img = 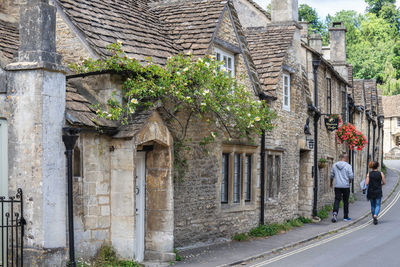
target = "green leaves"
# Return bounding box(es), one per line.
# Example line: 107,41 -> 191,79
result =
70,43 -> 276,139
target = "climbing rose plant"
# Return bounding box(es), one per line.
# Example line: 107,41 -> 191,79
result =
70,43 -> 277,179
336,123 -> 367,151
69,43 -> 276,140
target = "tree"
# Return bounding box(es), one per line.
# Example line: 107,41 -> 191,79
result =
378,3 -> 400,31
378,62 -> 400,95
365,0 -> 396,15
298,4 -> 328,43
347,13 -> 397,83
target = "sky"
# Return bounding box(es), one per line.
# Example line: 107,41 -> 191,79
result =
253,0 -> 400,20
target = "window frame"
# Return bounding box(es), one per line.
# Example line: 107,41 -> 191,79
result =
221,145 -> 256,206
215,47 -> 235,77
282,73 -> 291,111
265,150 -> 283,201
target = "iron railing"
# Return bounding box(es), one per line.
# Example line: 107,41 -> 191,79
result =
1,189 -> 25,267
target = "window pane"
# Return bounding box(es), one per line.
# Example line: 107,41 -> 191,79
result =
284,86 -> 288,96
274,155 -> 281,198
284,96 -> 288,106
245,155 -> 251,201
267,155 -> 273,199
284,76 -> 289,86
223,55 -> 227,66
397,118 -> 400,127
233,154 -> 241,203
228,57 -> 232,69
221,153 -> 229,203
216,52 -> 221,61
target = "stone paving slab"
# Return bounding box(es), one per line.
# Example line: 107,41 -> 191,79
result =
172,164 -> 399,267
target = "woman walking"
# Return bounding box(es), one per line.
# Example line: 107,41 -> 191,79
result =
366,161 -> 386,225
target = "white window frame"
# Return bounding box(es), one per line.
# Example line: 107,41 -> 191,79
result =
282,73 -> 291,111
215,47 -> 235,77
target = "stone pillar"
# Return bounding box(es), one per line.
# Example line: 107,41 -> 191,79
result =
6,0 -> 67,265
309,34 -> 322,54
271,0 -> 298,23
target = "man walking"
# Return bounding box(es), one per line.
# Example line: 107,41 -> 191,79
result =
330,154 -> 354,222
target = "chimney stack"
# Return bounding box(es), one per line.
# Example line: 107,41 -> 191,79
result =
299,21 -> 309,43
18,0 -> 61,64
329,22 -> 346,64
271,0 -> 298,23
309,34 -> 322,54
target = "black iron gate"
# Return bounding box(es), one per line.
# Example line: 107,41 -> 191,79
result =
1,189 -> 25,267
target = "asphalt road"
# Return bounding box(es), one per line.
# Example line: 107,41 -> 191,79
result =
247,160 -> 400,267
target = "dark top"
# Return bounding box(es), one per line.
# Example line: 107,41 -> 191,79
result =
367,171 -> 383,200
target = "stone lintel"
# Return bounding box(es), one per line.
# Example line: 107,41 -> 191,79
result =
6,61 -> 68,74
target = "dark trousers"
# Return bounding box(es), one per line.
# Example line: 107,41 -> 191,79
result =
333,187 -> 350,219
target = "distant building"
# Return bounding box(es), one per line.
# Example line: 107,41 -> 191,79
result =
383,94 -> 400,160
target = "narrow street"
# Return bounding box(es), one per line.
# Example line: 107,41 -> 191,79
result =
245,161 -> 400,267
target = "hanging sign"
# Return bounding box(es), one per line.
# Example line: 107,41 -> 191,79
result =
325,116 -> 339,131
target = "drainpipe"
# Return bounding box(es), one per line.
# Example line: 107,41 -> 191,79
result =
372,120 -> 377,161
312,58 -> 321,218
260,130 -> 265,225
348,98 -> 355,193
381,127 -> 384,167
366,112 -> 371,174
62,127 -> 80,267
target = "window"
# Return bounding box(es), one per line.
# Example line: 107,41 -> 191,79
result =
397,118 -> 400,128
327,78 -> 332,114
215,47 -> 235,77
221,146 -> 255,205
73,146 -> 81,178
221,153 -> 229,203
266,151 -> 282,200
341,90 -> 347,123
396,136 -> 400,146
244,155 -> 252,202
283,74 -> 290,111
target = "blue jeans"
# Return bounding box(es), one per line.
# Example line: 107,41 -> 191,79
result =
370,198 -> 382,217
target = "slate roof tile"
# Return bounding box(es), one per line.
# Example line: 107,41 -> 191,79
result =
0,19 -> 19,62
56,0 -> 180,64
245,25 -> 296,93
383,95 -> 400,118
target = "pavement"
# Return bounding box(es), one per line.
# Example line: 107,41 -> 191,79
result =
167,161 -> 400,267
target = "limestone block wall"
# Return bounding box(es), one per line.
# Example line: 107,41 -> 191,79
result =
232,0 -> 270,29
264,51 -> 310,221
73,133 -> 113,258
55,9 -> 95,66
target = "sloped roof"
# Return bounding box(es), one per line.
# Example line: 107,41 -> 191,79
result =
151,0 -> 227,56
383,94 -> 400,118
66,80 -> 118,128
0,18 -> 19,62
245,25 -> 296,92
55,0 -> 179,65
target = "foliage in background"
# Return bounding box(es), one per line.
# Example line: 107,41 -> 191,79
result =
298,0 -> 400,95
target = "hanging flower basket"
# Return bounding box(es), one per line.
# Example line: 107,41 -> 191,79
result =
336,123 -> 367,151
318,158 -> 327,168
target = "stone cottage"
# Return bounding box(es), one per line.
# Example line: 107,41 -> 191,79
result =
383,94 -> 400,160
0,0 -> 385,265
0,0 -> 267,264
